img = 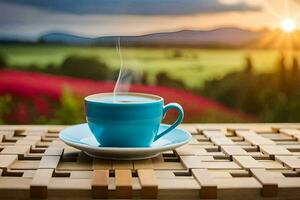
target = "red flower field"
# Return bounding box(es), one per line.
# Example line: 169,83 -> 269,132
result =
0,69 -> 253,123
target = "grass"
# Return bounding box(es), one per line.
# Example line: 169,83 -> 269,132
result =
1,44 -> 299,88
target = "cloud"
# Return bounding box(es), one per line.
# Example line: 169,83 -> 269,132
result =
0,0 -> 260,15
0,1 -> 269,39
0,2 -> 192,38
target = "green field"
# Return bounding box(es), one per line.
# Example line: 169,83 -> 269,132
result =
0,44 -> 299,88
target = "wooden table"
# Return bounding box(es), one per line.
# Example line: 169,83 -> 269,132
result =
1,123 -> 300,199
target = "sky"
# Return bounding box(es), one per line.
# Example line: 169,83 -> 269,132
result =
0,0 -> 299,39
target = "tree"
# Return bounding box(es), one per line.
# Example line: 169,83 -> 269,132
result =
60,55 -> 110,80
277,53 -> 288,94
171,49 -> 183,58
0,53 -> 7,69
244,55 -> 253,74
0,95 -> 12,124
156,72 -> 185,89
292,56 -> 299,75
289,56 -> 300,93
54,87 -> 84,124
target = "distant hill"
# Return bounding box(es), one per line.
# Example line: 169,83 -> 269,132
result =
35,27 -> 266,47
39,33 -> 94,45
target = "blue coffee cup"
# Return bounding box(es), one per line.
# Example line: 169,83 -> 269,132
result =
85,92 -> 184,147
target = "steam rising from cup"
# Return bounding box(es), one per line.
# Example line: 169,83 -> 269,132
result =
113,38 -> 132,102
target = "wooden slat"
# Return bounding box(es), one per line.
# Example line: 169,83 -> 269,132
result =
189,137 -> 200,145
250,168 -> 278,197
179,124 -> 199,134
30,169 -> 53,198
235,130 -> 257,137
22,170 -> 36,178
115,169 -> 132,199
192,169 -> 217,199
15,135 -> 41,145
91,169 -> 109,199
0,145 -> 31,156
249,126 -> 273,132
44,147 -> 64,156
152,154 -> 184,170
10,160 -> 40,170
38,156 -> 60,169
215,177 -> 261,189
113,160 -> 133,169
175,145 -> 207,156
280,128 -> 300,137
198,162 -> 241,169
259,160 -> 286,170
233,156 -> 264,169
236,130 -> 275,145
202,130 -> 224,138
180,156 -> 241,169
93,158 -> 111,170
25,129 -> 48,136
138,169 -> 158,199
245,135 -> 275,146
0,155 -> 18,169
69,171 -> 91,179
0,130 -> 14,140
221,145 -> 248,156
259,145 -> 292,156
134,159 -> 153,169
180,156 -> 202,169
260,133 -> 293,141
210,137 -> 235,145
275,156 -> 300,169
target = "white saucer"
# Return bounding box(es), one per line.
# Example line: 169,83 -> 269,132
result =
59,123 -> 191,160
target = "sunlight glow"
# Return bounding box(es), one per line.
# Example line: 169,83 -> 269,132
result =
281,19 -> 296,32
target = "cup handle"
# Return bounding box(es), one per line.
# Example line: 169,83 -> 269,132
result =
154,103 -> 184,141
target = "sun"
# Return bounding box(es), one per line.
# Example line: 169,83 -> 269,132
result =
281,19 -> 296,33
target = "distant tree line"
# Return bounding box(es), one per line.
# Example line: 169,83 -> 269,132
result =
201,54 -> 300,122
0,52 -> 186,89
16,55 -> 118,81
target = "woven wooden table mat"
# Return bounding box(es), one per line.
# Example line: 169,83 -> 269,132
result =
1,124 -> 300,199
